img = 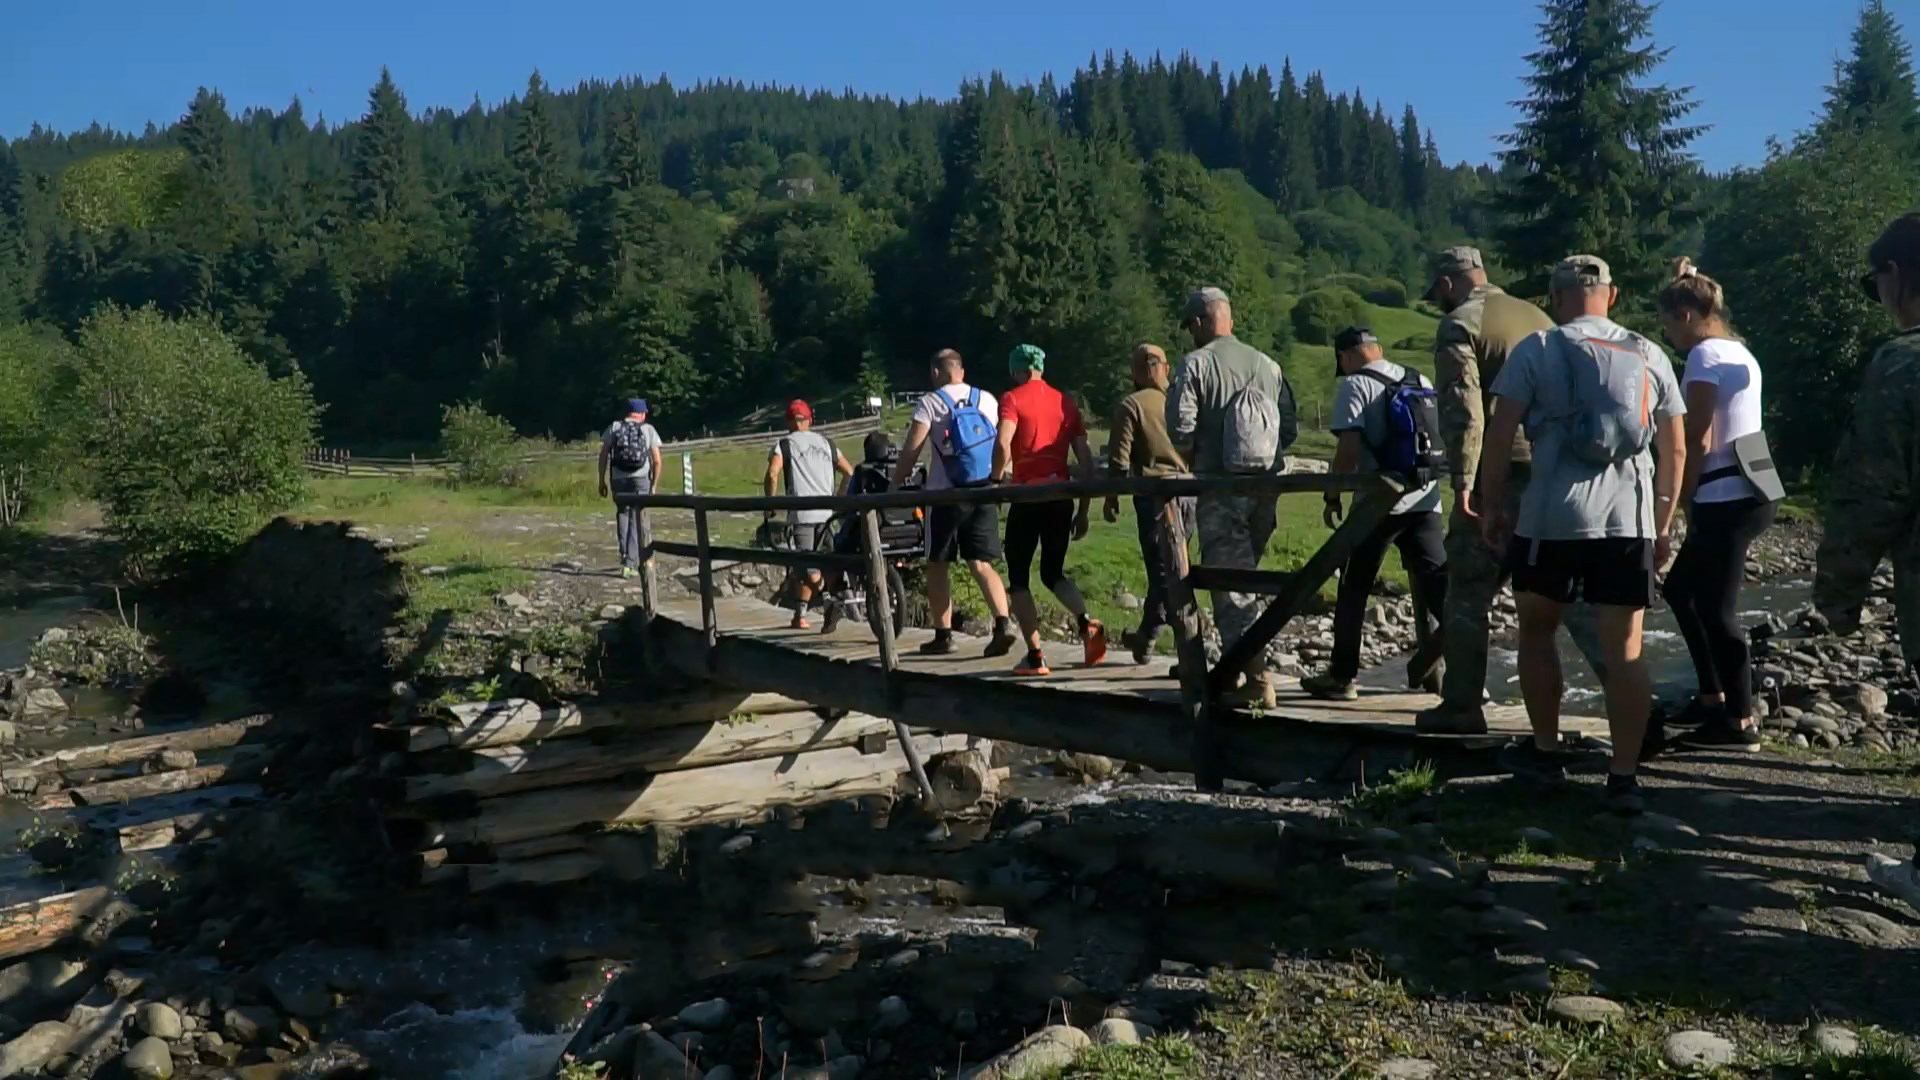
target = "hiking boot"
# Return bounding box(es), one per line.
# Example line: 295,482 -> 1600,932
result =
1225,673 -> 1278,710
1081,619 -> 1108,666
1120,627 -> 1156,665
1669,698 -> 1727,728
1866,853 -> 1920,909
984,629 -> 1020,658
1676,719 -> 1762,752
1604,772 -> 1646,816
918,632 -> 957,656
620,566 -> 638,580
1300,673 -> 1359,702
1013,650 -> 1051,677
820,602 -> 844,636
1415,704 -> 1488,735
1499,739 -> 1573,783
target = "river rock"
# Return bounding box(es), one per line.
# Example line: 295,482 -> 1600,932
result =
960,1025 -> 1091,1079
678,998 -> 733,1031
1091,1018 -> 1153,1045
497,592 -> 534,614
137,1001 -> 184,1039
1663,1030 -> 1736,1069
0,1021 -> 76,1075
123,1035 -> 175,1079
19,688 -> 67,722
704,1068 -> 736,1080
873,995 -> 909,1031
0,721 -> 15,747
1547,996 -> 1623,1026
1823,908 -> 1911,946
1849,684 -> 1890,718
261,964 -> 331,1018
154,749 -> 197,772
1477,905 -> 1548,937
1809,1023 -> 1860,1057
223,1005 -> 281,1044
1376,1059 -> 1438,1079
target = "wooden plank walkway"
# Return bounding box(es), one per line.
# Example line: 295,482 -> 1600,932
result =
646,592 -> 1605,786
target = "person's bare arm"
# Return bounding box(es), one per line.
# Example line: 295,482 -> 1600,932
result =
993,412 -> 1017,483
1478,397 -> 1524,550
763,451 -> 782,520
649,443 -> 663,489
1071,432 -> 1094,536
597,440 -> 611,497
835,450 -> 855,480
1679,381 -> 1716,507
1325,431 -> 1364,527
894,421 -> 929,489
1653,413 -> 1686,568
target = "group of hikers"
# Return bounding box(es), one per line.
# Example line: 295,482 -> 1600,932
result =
599,211 -> 1920,897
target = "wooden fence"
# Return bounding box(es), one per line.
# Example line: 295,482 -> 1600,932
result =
303,415 -> 886,480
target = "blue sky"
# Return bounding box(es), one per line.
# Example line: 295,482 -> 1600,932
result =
6,0 -> 1914,171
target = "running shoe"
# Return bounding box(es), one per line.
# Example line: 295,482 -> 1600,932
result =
1604,772 -> 1646,816
1300,673 -> 1359,701
1014,650 -> 1051,677
1119,628 -> 1153,665
984,629 -> 1019,658
789,611 -> 811,631
1414,704 -> 1488,735
821,602 -> 844,636
1668,698 -> 1727,728
918,632 -> 957,656
1676,720 -> 1763,751
1499,739 -> 1574,783
1082,619 -> 1109,666
620,566 -> 638,580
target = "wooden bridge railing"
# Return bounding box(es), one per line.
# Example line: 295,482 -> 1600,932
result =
617,471 -> 1404,791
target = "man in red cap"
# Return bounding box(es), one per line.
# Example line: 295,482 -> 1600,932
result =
766,399 -> 853,629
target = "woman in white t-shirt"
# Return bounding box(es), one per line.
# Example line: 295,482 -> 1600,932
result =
1653,259 -> 1776,749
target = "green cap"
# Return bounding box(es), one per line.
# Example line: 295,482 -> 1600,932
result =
1008,343 -> 1046,374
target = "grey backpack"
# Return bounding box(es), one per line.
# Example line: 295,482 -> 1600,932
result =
1551,328 -> 1655,467
1222,385 -> 1282,473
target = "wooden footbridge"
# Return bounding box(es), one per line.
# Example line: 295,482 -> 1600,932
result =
621,474 -> 1604,793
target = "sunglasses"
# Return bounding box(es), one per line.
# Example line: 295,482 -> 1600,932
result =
1862,265 -> 1888,302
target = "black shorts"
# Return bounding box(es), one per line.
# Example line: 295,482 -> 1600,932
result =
929,501 -> 1002,563
1506,536 -> 1656,608
1004,499 -> 1075,592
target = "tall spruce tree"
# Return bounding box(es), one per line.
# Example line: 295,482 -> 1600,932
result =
1493,0 -> 1703,292
350,68 -> 423,223
1272,61 -> 1318,209
1820,0 -> 1920,140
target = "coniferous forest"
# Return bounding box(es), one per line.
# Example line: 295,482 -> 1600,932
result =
0,53 -> 1494,443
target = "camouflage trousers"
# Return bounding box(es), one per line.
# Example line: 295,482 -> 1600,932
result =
1197,492 -> 1277,664
1439,480 -> 1607,710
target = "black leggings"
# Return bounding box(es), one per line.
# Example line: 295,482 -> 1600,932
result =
1005,500 -> 1074,593
1661,497 -> 1777,718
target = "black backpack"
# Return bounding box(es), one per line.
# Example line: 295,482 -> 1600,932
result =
610,421 -> 653,472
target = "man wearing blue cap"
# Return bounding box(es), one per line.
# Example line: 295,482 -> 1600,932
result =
598,398 -> 662,579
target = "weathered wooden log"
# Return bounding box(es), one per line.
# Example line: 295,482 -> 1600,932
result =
0,886 -> 114,961
926,749 -> 1001,815
424,735 -> 971,848
402,713 -> 901,802
14,715 -> 272,776
116,811 -> 225,852
80,784 -> 262,832
44,758 -> 263,810
383,690 -> 816,753
470,852 -> 606,893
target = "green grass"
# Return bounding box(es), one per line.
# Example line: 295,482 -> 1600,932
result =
1350,761 -> 1439,816
1028,1038 -> 1202,1080
1284,300 -> 1443,425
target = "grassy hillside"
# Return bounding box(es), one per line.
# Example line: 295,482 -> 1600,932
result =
1283,300 -> 1442,429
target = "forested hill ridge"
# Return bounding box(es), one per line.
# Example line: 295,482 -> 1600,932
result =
0,53 -> 1495,442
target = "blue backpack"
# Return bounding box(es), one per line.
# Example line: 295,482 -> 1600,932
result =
936,387 -> 995,486
1354,368 -> 1446,481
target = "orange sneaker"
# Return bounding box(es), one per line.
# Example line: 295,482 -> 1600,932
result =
789,612 -> 811,631
1013,650 -> 1051,677
1081,619 -> 1108,666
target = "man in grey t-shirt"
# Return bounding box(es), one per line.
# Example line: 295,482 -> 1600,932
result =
765,399 -> 853,630
1303,327 -> 1448,701
1480,255 -> 1686,814
598,398 -> 662,578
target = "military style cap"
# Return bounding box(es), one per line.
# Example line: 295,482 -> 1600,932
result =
1422,246 -> 1484,300
1333,326 -> 1379,352
1550,254 -> 1612,290
1431,246 -> 1483,275
1183,286 -> 1230,320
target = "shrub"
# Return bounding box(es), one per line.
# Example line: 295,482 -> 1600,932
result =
1321,273 -> 1409,308
441,402 -> 523,487
1290,287 -> 1369,346
72,307 -> 315,578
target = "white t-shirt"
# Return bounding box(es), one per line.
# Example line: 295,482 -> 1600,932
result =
1682,338 -> 1764,504
910,383 -> 999,491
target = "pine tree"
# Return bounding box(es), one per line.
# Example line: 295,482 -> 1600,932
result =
1272,61 -> 1318,209
0,146 -> 28,321
350,68 -> 423,223
1399,105 -> 1429,215
1493,0 -> 1703,292
603,99 -> 659,190
1820,0 -> 1920,140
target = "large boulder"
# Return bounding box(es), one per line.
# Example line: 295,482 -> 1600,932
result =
18,687 -> 68,722
123,1035 -> 176,1079
0,1020 -> 76,1075
960,1025 -> 1090,1079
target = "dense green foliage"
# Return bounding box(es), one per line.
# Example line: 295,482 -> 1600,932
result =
440,402 -> 523,487
0,55 -> 1493,444
70,307 -> 315,574
0,325 -> 74,525
1291,287 -> 1369,346
1492,0 -> 1703,294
